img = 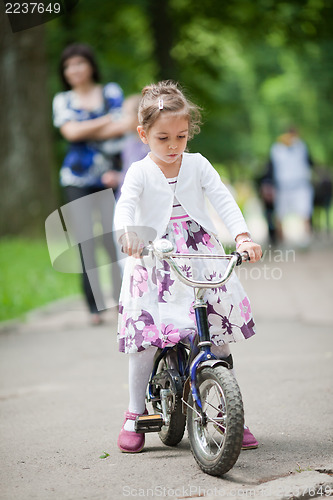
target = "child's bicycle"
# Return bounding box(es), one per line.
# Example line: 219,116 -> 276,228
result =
135,239 -> 249,477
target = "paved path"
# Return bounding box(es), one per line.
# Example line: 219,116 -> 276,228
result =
1,240 -> 333,500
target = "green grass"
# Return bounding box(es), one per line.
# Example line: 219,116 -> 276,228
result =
0,237 -> 80,322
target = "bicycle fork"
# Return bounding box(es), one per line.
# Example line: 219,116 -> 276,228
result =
184,292 -> 215,423
185,289 -> 232,425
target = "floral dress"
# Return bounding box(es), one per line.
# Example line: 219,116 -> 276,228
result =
118,177 -> 255,354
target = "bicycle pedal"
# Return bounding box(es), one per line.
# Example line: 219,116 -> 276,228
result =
134,414 -> 164,433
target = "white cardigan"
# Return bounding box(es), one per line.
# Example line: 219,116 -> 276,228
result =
114,152 -> 249,241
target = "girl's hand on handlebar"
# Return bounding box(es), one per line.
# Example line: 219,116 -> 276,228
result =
119,232 -> 145,258
237,241 -> 262,263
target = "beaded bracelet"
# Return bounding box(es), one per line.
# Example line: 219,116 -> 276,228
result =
236,238 -> 253,249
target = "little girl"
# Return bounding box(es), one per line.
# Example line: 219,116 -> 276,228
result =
114,81 -> 262,454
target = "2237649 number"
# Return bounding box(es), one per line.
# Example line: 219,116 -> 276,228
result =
5,2 -> 61,14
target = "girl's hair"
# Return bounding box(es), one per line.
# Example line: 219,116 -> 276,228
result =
138,80 -> 201,139
59,43 -> 101,90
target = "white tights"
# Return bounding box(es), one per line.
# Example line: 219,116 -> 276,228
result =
124,343 -> 236,432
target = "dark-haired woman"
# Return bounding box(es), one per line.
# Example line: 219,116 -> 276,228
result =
53,43 -> 132,325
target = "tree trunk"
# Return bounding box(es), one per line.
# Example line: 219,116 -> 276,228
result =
0,12 -> 56,236
146,0 -> 178,81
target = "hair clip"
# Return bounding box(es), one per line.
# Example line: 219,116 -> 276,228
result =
158,99 -> 164,110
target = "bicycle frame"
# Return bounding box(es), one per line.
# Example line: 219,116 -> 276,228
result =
146,239 -> 245,423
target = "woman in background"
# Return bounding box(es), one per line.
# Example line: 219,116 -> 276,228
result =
53,43 -> 133,325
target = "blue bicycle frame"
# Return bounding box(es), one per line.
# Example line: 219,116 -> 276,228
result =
146,239 -> 244,419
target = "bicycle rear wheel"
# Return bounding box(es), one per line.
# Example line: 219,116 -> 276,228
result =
151,352 -> 186,446
152,391 -> 186,446
187,366 -> 244,476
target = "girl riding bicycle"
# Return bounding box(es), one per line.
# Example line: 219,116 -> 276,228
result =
114,80 -> 262,454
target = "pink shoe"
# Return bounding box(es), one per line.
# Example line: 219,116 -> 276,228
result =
242,426 -> 259,450
117,409 -> 148,453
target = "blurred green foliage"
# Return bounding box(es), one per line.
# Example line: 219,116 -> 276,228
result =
0,238 -> 80,322
46,0 -> 333,181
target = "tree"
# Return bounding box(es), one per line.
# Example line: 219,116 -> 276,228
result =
0,11 -> 56,236
145,0 -> 178,81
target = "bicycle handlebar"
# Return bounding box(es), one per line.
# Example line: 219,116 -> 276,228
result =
143,239 -> 249,289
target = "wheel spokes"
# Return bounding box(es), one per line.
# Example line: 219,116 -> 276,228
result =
193,381 -> 227,457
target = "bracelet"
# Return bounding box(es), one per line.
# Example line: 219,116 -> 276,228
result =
236,238 -> 252,249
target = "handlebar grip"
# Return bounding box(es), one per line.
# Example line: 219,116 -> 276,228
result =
231,251 -> 250,265
242,251 -> 250,262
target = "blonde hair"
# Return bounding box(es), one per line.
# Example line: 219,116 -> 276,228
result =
138,80 -> 201,139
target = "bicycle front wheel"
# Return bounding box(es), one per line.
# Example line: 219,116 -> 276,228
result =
187,366 -> 244,476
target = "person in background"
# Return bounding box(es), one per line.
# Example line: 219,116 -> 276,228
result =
112,94 -> 150,272
257,167 -> 277,245
111,94 -> 150,198
266,127 -> 314,244
53,43 -> 132,325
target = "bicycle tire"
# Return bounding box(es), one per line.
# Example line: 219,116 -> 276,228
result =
150,352 -> 186,446
187,366 -> 244,476
152,392 -> 186,446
